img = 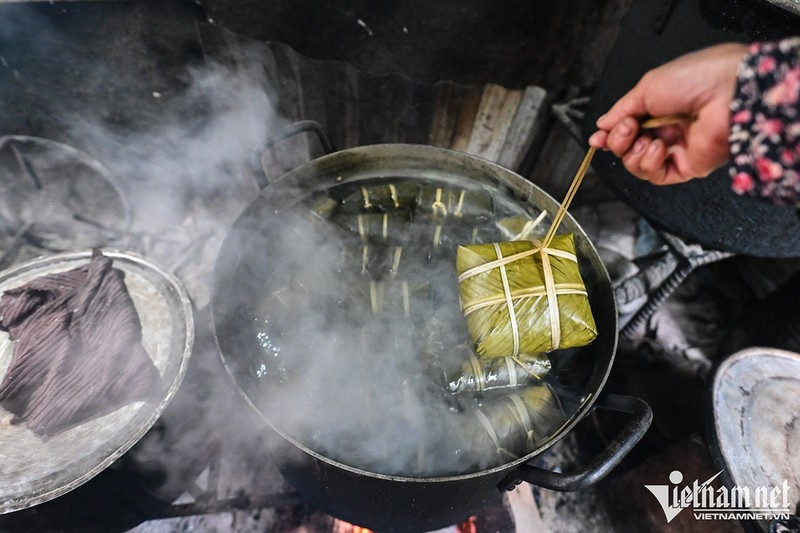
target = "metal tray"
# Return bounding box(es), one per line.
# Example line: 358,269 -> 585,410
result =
709,347 -> 800,520
0,250 -> 194,514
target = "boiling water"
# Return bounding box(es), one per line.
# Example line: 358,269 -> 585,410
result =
226,177 -> 598,477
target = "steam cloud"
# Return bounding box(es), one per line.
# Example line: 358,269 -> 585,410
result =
54,39 -> 480,480
17,25 -> 574,493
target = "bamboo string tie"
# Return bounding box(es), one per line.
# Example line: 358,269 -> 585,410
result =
539,146 -> 595,350
459,147 -> 596,352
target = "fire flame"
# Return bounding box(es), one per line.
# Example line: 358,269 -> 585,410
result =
457,516 -> 478,533
331,516 -> 478,533
331,519 -> 373,533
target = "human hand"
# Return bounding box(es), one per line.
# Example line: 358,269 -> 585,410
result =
588,43 -> 747,185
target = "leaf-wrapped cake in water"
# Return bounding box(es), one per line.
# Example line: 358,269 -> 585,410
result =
456,236 -> 597,357
339,182 -> 418,213
307,194 -> 339,221
446,353 -> 551,395
495,211 -> 548,241
339,279 -> 432,320
415,186 -> 493,225
423,222 -> 497,259
456,383 -> 566,465
331,211 -> 411,244
340,244 -> 405,279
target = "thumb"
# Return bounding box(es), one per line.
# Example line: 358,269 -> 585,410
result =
668,142 -> 727,179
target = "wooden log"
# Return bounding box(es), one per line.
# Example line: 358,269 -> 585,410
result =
497,85 -> 548,172
428,82 -> 466,148
448,87 -> 483,153
465,83 -> 522,163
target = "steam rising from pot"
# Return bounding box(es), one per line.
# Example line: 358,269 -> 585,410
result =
41,32 -> 576,479
221,207 -> 479,476
53,39 -> 491,477
213,178 -> 575,476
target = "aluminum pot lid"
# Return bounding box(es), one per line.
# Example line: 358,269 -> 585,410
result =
0,136 -> 132,253
0,249 -> 194,513
763,0 -> 800,16
710,347 -> 800,511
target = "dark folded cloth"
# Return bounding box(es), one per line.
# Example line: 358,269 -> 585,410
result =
0,250 -> 161,437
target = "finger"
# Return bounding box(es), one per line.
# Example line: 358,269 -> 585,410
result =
588,130 -> 608,149
621,135 -> 649,176
644,144 -> 696,186
665,145 -> 700,180
605,117 -> 640,156
623,139 -> 689,185
639,139 -> 668,179
660,164 -> 694,185
672,135 -> 730,178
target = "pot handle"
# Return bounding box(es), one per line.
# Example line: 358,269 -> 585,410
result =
498,394 -> 652,492
252,120 -> 334,188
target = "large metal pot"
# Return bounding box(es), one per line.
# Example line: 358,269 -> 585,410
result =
211,144 -> 651,532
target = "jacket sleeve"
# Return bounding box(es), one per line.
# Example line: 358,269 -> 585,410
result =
729,37 -> 800,207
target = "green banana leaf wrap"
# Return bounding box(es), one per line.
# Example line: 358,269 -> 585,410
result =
340,182 -> 418,212
423,223 -> 497,261
458,383 -> 566,463
495,212 -> 548,241
415,186 -> 493,224
331,210 -> 410,244
340,244 -> 405,278
308,194 -> 338,221
456,235 -> 597,357
341,279 -> 432,320
446,353 -> 551,394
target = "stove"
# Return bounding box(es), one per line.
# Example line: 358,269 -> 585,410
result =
0,2 -> 798,532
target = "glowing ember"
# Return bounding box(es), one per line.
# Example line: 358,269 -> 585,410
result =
330,516 -> 479,532
457,516 -> 478,533
331,518 -> 373,532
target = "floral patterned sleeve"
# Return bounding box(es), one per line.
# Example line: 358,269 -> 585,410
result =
729,37 -> 800,207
